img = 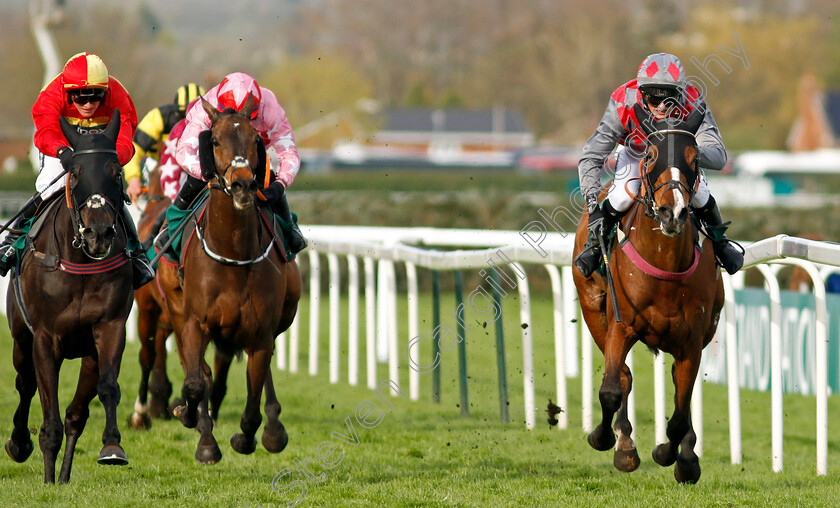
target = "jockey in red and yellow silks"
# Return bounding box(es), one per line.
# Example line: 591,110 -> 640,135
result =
0,52 -> 154,287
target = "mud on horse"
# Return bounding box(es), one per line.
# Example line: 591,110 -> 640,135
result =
5,111 -> 135,483
572,106 -> 725,484
160,94 -> 302,464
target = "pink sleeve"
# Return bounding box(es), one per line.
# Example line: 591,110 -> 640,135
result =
159,120 -> 186,200
253,88 -> 300,188
175,96 -> 214,180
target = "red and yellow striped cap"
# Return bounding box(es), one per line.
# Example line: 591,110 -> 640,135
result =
62,52 -> 109,90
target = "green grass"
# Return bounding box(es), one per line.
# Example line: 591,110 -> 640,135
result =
0,288 -> 838,507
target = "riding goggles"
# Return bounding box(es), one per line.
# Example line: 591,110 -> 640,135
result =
641,87 -> 681,106
69,89 -> 106,104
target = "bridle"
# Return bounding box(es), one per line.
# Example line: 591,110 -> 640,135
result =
66,148 -> 121,260
206,112 -> 259,196
637,129 -> 699,224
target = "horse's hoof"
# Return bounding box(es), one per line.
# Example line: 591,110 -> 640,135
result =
652,443 -> 677,467
174,405 -> 197,429
261,422 -> 289,453
195,443 -> 222,464
129,411 -> 152,431
231,433 -> 258,455
149,397 -> 171,419
675,455 -> 701,484
5,438 -> 33,463
169,397 -> 184,416
97,444 -> 129,465
587,425 -> 615,452
613,448 -> 641,473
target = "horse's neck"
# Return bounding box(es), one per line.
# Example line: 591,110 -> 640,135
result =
204,193 -> 262,256
624,206 -> 696,272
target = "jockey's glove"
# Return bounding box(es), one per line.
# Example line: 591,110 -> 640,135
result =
261,181 -> 286,204
586,194 -> 599,213
57,146 -> 74,171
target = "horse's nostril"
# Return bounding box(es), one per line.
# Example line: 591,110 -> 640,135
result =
678,207 -> 689,221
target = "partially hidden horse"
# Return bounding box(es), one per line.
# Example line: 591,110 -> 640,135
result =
5,110 -> 135,483
128,164 -> 176,430
161,94 -> 301,464
572,106 -> 724,484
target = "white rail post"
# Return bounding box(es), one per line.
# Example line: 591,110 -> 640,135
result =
654,351 -> 666,445
561,265 -> 579,376
723,273 -> 742,464
545,264 -> 567,429
386,260 -> 400,396
756,264 -> 783,472
513,263 -> 535,429
582,314 -> 593,433
347,255 -> 360,386
289,307 -> 300,373
276,332 -> 287,371
406,261 -> 420,400
327,253 -> 340,384
364,256 -> 377,389
376,259 -> 390,363
626,347 -> 635,442
308,250 -> 321,376
692,370 -> 702,457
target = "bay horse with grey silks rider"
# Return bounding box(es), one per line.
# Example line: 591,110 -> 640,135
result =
572,105 -> 725,484
160,94 -> 301,464
5,111 -> 135,483
128,164 -> 176,430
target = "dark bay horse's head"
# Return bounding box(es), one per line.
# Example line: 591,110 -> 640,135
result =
634,104 -> 704,237
200,94 -> 262,211
59,110 -> 124,259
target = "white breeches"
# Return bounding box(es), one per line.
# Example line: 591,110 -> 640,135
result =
35,152 -> 69,201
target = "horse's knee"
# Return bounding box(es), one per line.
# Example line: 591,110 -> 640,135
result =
183,377 -> 206,403
598,385 -> 622,414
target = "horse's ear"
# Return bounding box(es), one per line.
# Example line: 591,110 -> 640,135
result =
682,106 -> 704,134
201,96 -> 218,123
633,103 -> 656,136
240,93 -> 255,119
103,109 -> 120,142
60,117 -> 79,148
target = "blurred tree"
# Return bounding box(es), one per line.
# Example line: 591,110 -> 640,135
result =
660,6 -> 834,149
260,53 -> 375,148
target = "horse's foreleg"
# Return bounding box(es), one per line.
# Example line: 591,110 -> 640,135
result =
6,335 -> 36,464
58,356 -> 98,484
261,367 -> 289,453
613,363 -> 640,472
175,318 -> 207,429
588,328 -> 630,452
130,308 -> 157,430
33,336 -> 63,484
652,352 -> 702,484
94,323 -> 129,466
194,356 -> 221,464
148,322 -> 174,419
209,351 -> 232,422
231,348 -> 270,455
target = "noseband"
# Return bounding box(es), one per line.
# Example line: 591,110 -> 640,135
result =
206,115 -> 259,195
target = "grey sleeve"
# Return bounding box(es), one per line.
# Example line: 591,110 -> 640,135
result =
578,100 -> 624,199
694,105 -> 727,170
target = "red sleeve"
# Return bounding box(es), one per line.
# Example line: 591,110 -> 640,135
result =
31,76 -> 69,158
106,78 -> 138,165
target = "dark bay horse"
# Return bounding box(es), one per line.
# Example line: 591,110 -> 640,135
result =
5,111 -> 134,483
163,95 -> 301,464
572,107 -> 724,484
129,165 -> 175,430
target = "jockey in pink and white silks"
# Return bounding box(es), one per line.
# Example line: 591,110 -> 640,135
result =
156,72 -> 306,255
574,53 -> 743,277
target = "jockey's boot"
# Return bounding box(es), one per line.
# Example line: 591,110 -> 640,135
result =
574,199 -> 624,278
154,175 -> 205,257
693,196 -> 743,275
0,197 -> 40,277
121,205 -> 156,289
272,191 -> 307,254
142,208 -> 168,252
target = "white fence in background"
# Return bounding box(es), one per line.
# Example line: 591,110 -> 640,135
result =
285,226 -> 840,477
